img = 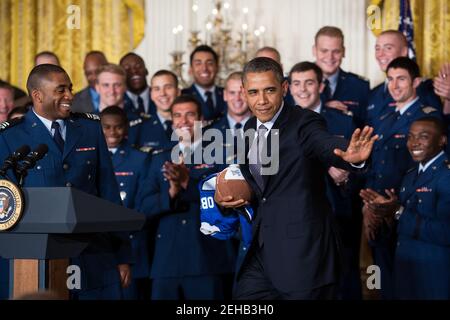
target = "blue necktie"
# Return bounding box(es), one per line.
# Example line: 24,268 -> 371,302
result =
137,96 -> 145,115
51,121 -> 64,152
323,79 -> 332,101
205,91 -> 214,111
165,120 -> 173,139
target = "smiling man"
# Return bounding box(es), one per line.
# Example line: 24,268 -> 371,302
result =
367,30 -> 442,127
136,95 -> 236,300
182,45 -> 227,121
0,64 -> 133,300
312,26 -> 369,127
215,57 -> 377,300
120,52 -> 155,116
289,61 -> 362,299
130,70 -> 180,150
0,82 -> 15,122
362,56 -> 442,300
360,117 -> 450,299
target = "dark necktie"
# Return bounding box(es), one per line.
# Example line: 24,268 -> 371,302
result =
137,96 -> 145,115
412,168 -> 424,185
323,79 -> 332,101
233,123 -> 243,163
205,91 -> 214,111
249,124 -> 268,190
51,121 -> 64,152
165,120 -> 173,139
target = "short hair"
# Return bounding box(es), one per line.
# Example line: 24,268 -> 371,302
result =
170,94 -> 202,118
314,26 -> 345,45
0,81 -> 14,96
26,64 -> 68,95
85,50 -> 107,61
34,51 -> 60,65
413,116 -> 448,137
100,105 -> 128,126
7,106 -> 29,120
255,47 -> 281,64
151,70 -> 179,88
119,52 -> 145,66
386,57 -> 420,80
225,71 -> 243,88
95,64 -> 126,80
288,61 -> 323,84
189,45 -> 219,65
243,57 -> 284,85
379,30 -> 408,48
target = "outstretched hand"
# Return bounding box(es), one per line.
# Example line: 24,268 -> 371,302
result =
334,126 -> 378,164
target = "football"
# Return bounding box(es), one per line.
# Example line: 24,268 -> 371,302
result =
215,165 -> 253,203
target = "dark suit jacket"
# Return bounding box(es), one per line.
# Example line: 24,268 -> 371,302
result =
238,104 -> 364,293
72,86 -> 96,113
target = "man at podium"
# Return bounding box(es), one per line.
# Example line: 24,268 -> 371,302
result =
0,64 -> 133,300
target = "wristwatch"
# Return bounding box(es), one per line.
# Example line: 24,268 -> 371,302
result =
394,206 -> 404,220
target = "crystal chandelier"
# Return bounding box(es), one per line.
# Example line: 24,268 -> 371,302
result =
170,0 -> 266,87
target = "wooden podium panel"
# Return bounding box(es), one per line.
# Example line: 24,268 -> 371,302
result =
13,259 -> 69,300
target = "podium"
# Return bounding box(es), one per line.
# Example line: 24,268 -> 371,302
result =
0,187 -> 145,299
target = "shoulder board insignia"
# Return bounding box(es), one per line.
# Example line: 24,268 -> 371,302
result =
129,118 -> 143,127
72,112 -> 100,121
203,119 -> 215,127
139,146 -> 153,153
422,106 -> 437,114
0,117 -> 24,131
140,113 -> 152,119
151,148 -> 166,155
406,167 -> 416,174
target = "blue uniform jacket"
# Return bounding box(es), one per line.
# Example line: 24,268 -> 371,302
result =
181,85 -> 227,121
395,153 -> 450,299
136,148 -> 236,279
366,79 -> 443,128
367,101 -> 442,195
0,110 -> 132,291
111,142 -> 152,279
320,69 -> 370,128
127,113 -> 176,151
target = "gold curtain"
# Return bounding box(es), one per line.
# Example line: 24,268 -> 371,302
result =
0,0 -> 145,93
369,0 -> 450,78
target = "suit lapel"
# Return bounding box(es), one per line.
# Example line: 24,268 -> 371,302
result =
260,104 -> 289,194
63,117 -> 82,160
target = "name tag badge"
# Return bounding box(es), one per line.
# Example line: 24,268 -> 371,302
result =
115,172 -> 134,176
76,147 -> 96,152
394,134 -> 405,139
416,187 -> 432,193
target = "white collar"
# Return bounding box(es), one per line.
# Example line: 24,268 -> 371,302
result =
396,97 -> 419,115
226,114 -> 250,129
194,84 -> 216,100
32,108 -> 65,137
419,151 -> 445,173
311,102 -> 322,114
256,102 -> 284,133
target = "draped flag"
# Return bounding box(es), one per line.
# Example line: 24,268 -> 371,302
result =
399,0 -> 416,60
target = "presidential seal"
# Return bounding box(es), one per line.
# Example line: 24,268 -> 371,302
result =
0,179 -> 24,231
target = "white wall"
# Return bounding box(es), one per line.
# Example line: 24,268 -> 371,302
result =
134,0 -> 385,88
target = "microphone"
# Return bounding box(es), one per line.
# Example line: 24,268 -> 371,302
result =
16,144 -> 49,185
0,145 -> 31,178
